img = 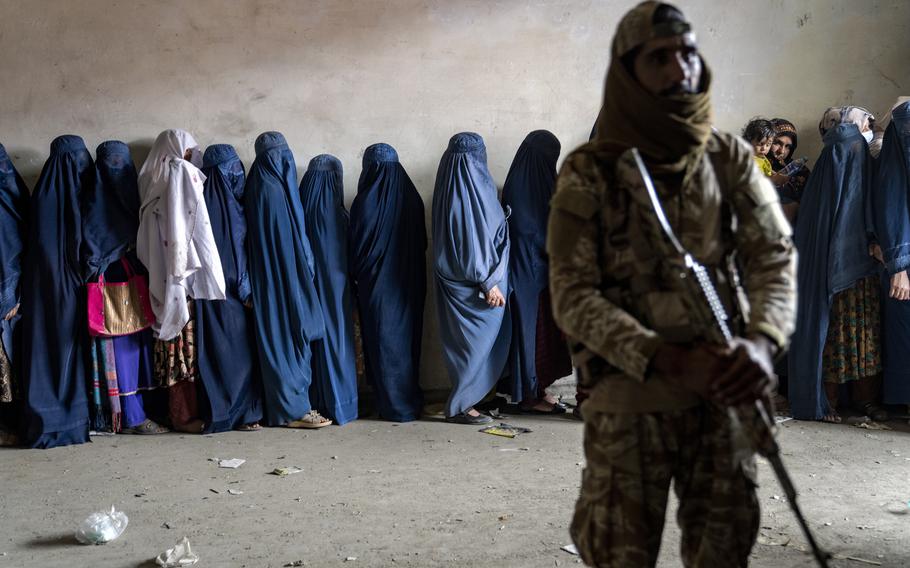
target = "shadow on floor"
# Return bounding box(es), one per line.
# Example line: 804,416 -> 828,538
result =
25,534 -> 78,548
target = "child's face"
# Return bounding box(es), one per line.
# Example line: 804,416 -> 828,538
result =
753,137 -> 773,157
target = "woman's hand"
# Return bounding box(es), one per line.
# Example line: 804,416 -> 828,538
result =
890,270 -> 910,301
770,172 -> 789,186
485,286 -> 506,308
3,304 -> 18,321
870,244 -> 884,263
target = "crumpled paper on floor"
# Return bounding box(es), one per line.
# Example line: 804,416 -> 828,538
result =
156,536 -> 199,567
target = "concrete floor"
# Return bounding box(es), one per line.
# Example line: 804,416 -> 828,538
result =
0,410 -> 908,568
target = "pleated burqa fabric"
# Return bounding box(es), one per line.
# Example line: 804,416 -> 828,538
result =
349,143 -> 426,422
0,143 -> 29,419
300,154 -> 358,425
20,135 -> 94,448
501,131 -> 572,404
83,141 -> 154,432
873,102 -> 910,405
195,144 -> 263,432
789,123 -> 879,420
244,132 -> 325,425
432,132 -> 511,417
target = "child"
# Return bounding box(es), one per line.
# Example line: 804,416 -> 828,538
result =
742,118 -> 788,185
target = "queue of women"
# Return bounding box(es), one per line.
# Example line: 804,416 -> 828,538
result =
3,97 -> 910,450
0,128 -> 572,449
781,100 -> 910,425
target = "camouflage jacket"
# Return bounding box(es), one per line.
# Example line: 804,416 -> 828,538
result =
547,132 -> 797,413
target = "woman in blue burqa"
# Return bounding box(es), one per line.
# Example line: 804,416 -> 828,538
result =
20,135 -> 94,448
82,140 -> 166,435
0,143 -> 29,446
349,143 -> 426,422
244,132 -> 330,428
789,106 -> 885,423
300,154 -> 358,425
195,144 -> 263,432
872,100 -> 910,414
501,130 -> 572,415
432,132 -> 511,425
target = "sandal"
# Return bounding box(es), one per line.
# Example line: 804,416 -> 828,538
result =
445,411 -> 493,425
121,419 -> 170,435
518,401 -> 567,415
235,423 -> 262,432
857,402 -> 889,422
286,410 -> 332,429
542,394 -> 567,409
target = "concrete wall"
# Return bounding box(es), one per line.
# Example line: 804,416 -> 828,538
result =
2,0 -> 909,390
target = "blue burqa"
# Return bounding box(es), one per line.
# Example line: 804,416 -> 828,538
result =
789,123 -> 879,420
21,135 -> 94,448
873,102 -> 910,405
349,143 -> 426,422
300,154 -> 358,425
244,132 -> 325,425
0,143 -> 29,422
432,132 -> 511,417
82,141 -> 141,279
196,144 -> 263,431
502,130 -> 571,403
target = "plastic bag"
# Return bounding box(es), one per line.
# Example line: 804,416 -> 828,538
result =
156,536 -> 200,567
74,506 -> 128,545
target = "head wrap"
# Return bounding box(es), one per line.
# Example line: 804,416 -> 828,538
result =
771,118 -> 798,155
136,129 -> 225,340
595,1 -> 713,176
818,106 -> 875,137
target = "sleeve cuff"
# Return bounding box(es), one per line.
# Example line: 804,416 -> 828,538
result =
480,273 -> 500,294
886,254 -> 910,275
748,321 -> 788,352
591,331 -> 663,383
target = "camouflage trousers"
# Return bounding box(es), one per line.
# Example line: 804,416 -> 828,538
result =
570,404 -> 759,567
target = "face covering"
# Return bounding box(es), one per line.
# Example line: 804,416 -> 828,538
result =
862,130 -> 874,144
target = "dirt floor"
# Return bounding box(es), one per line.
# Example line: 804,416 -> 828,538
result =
1,402 -> 908,568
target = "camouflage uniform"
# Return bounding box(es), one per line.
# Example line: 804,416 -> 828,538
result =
548,133 -> 797,567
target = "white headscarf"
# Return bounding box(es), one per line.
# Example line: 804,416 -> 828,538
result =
137,129 -> 225,340
818,106 -> 875,138
871,96 -> 910,158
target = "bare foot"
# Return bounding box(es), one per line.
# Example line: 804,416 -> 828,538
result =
522,400 -> 557,413
542,393 -> 560,405
821,412 -> 842,424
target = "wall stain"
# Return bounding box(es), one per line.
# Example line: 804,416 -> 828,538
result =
877,68 -> 903,90
797,12 -> 811,28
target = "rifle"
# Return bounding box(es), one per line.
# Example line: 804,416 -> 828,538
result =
628,148 -> 831,568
